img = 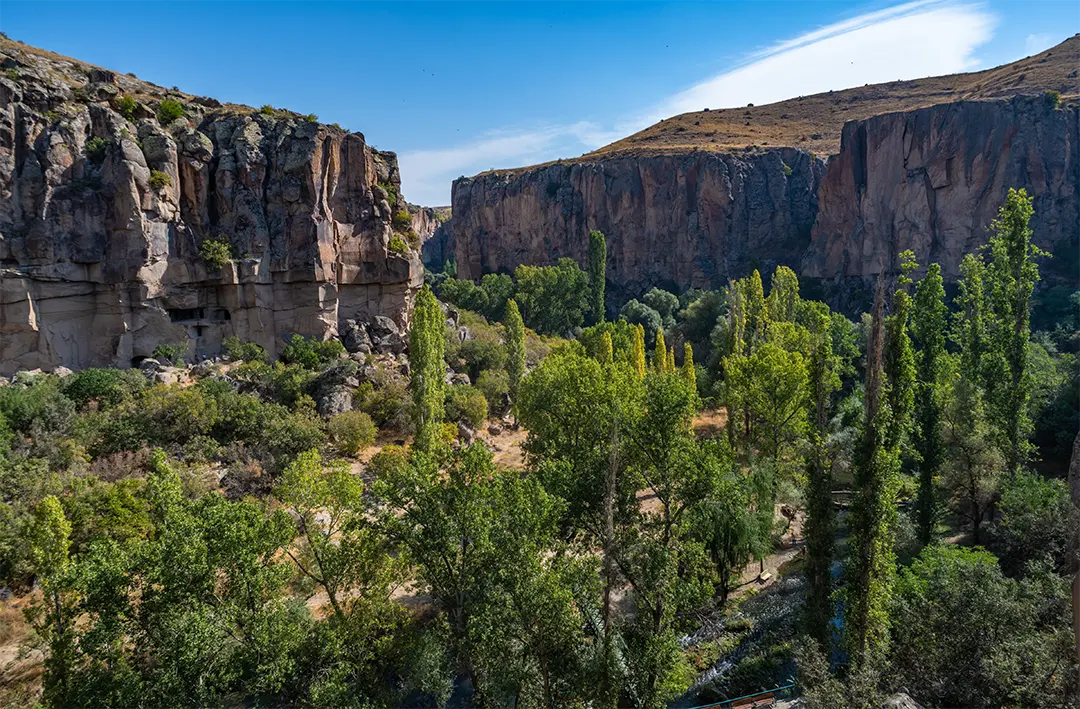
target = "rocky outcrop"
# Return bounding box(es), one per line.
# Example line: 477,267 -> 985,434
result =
803,96 -> 1078,283
450,97 -> 1077,303
452,149 -> 825,299
0,39 -> 422,375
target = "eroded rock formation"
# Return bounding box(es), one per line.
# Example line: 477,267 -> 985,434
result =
452,149 -> 825,299
0,39 -> 422,375
803,96 -> 1078,283
450,97 -> 1077,303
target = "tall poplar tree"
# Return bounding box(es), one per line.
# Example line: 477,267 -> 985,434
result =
682,342 -> 696,394
984,188 -> 1044,475
632,323 -> 647,377
845,280 -> 898,667
803,302 -> 840,647
588,230 -> 607,324
410,285 -> 447,450
912,263 -> 947,545
654,329 -> 668,373
744,270 -> 769,353
767,265 -> 800,323
599,331 -> 614,366
505,298 -> 527,422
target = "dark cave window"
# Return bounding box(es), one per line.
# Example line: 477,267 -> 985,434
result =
168,308 -> 204,322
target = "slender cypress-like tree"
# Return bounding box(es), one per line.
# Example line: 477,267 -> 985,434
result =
803,302 -> 839,647
745,270 -> 769,353
588,230 -> 607,325
682,342 -> 696,393
767,265 -> 800,323
984,188 -> 1043,475
632,324 -> 646,377
912,263 -> 947,545
667,346 -> 676,373
505,298 -> 526,422
410,285 -> 447,450
599,331 -> 614,366
845,279 -> 898,667
654,330 -> 667,373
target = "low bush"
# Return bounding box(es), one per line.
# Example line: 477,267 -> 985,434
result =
328,411 -> 377,455
392,211 -> 412,230
388,235 -> 410,255
156,98 -> 184,123
152,342 -> 189,366
84,136 -> 108,163
475,369 -> 509,413
200,238 -> 232,270
222,336 -> 268,363
115,95 -> 138,120
445,385 -> 488,429
148,170 -> 171,191
280,334 -> 345,370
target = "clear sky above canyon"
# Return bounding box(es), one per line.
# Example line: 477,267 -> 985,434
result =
2,0 -> 1077,205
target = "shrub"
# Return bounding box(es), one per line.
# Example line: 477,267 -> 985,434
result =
304,113 -> 318,122
328,411 -> 377,455
781,163 -> 793,177
392,211 -> 412,230
280,334 -> 345,370
475,369 -> 509,413
62,368 -> 146,409
994,469 -> 1076,573
115,95 -> 138,120
222,336 -> 268,363
152,342 -> 189,366
259,104 -> 275,115
84,136 -> 108,163
1045,89 -> 1061,109
459,337 -> 506,381
148,170 -> 171,191
156,98 -> 184,123
388,235 -> 409,255
355,380 -> 412,432
367,444 -> 408,479
200,238 -> 232,270
445,385 -> 488,428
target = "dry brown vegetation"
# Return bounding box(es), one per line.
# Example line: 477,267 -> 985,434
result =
485,34 -> 1079,175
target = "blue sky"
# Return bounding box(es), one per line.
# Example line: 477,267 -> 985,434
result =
2,1 -> 1077,205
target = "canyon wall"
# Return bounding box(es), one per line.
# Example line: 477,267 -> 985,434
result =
0,40 -> 422,375
450,97 -> 1078,302
803,96 -> 1078,282
452,148 -> 825,299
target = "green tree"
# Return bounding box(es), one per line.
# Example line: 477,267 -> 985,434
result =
912,263 -> 948,545
654,329 -> 667,373
767,265 -> 800,323
681,342 -> 696,394
600,331 -> 614,365
984,188 -> 1045,474
802,302 -> 841,647
514,258 -> 590,335
327,410 -> 377,455
410,286 -> 447,450
27,495 -> 76,705
941,376 -> 1002,545
723,342 -> 808,467
632,323 -> 647,377
844,284 -> 899,668
505,298 -> 527,421
588,229 -> 607,324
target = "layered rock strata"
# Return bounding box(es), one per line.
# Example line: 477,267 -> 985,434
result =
0,39 -> 422,375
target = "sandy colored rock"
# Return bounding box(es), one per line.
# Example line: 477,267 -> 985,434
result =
0,37 -> 423,376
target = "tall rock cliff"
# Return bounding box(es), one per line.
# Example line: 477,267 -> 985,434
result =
0,39 -> 422,375
448,37 -> 1079,305
453,148 -> 825,299
803,96 -> 1078,283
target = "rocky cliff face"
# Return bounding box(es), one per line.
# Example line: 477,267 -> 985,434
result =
450,98 -> 1077,303
803,96 -> 1078,283
452,148 -> 825,299
0,39 -> 422,375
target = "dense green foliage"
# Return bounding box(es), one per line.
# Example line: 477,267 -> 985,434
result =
588,230 -> 607,324
1,193 -> 1076,708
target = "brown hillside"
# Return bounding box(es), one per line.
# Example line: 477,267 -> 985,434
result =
590,34 -> 1080,161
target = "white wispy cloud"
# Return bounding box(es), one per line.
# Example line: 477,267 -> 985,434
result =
399,1 -> 996,206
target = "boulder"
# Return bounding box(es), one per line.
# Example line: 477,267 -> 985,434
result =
52,366 -> 74,378
341,319 -> 373,354
317,386 -> 353,417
